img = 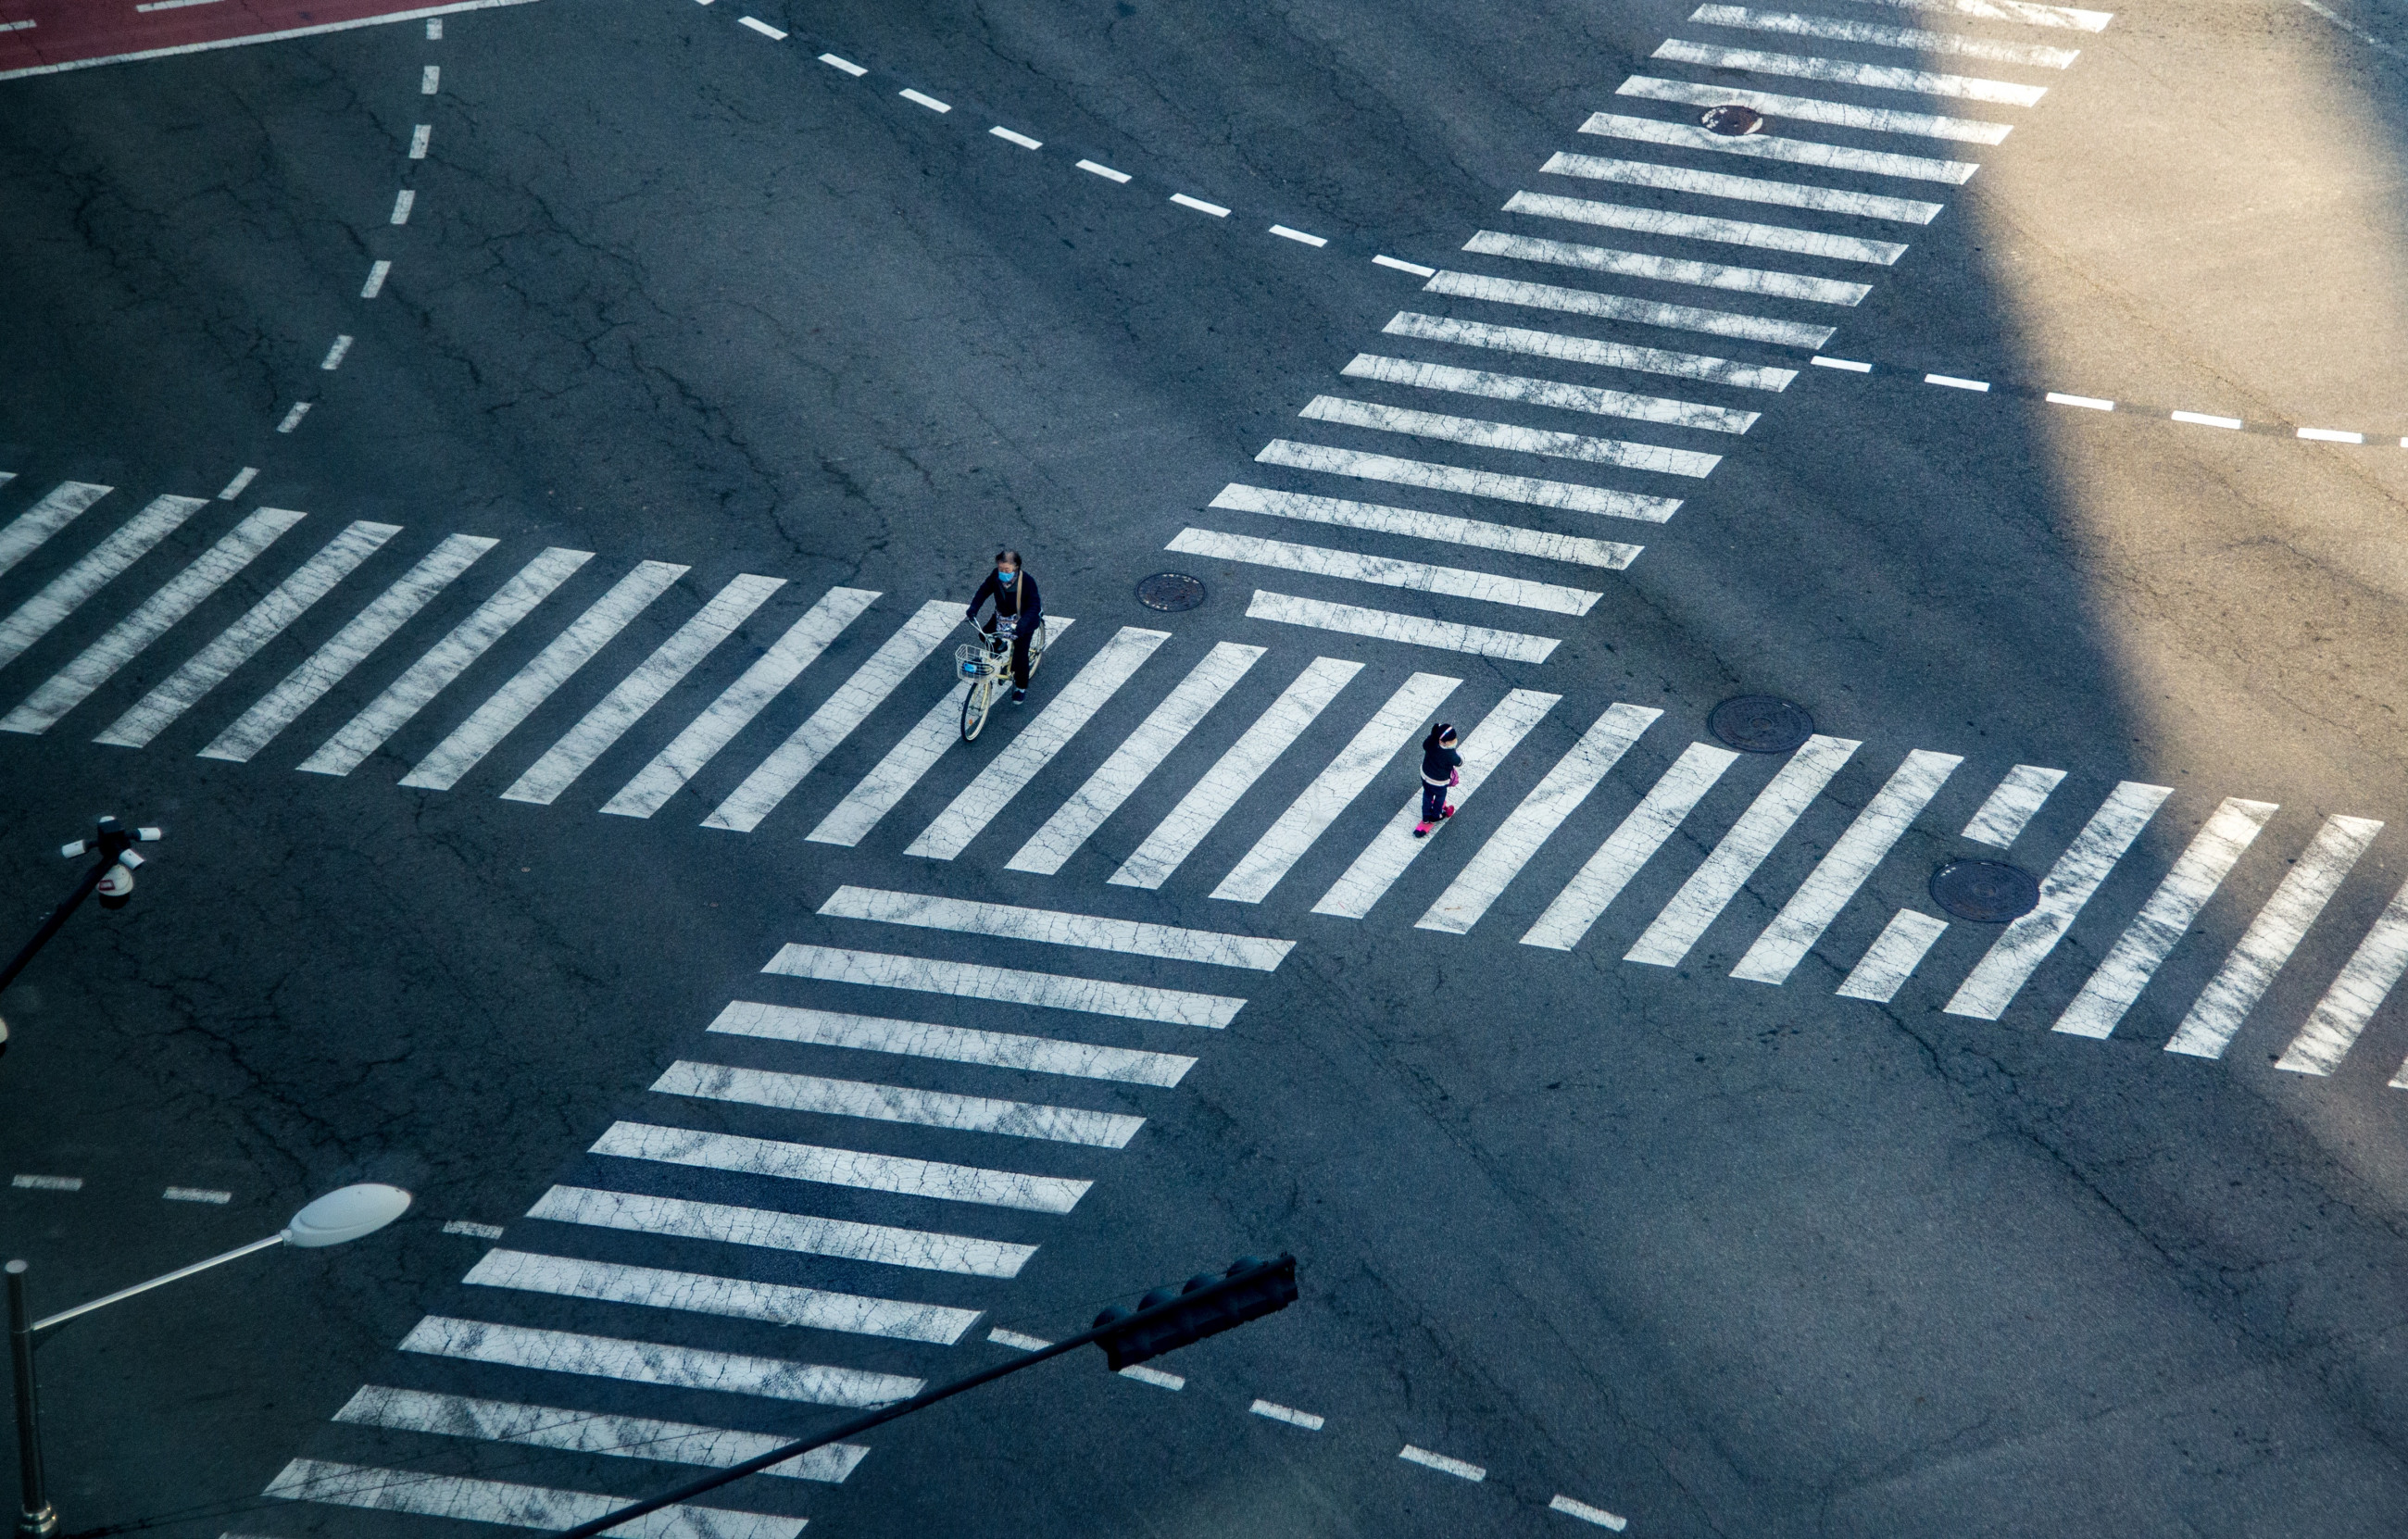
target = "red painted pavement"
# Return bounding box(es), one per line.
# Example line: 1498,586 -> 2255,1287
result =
0,0 -> 536,81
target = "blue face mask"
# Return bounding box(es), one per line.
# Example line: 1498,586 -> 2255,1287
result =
997,569 -> 1017,582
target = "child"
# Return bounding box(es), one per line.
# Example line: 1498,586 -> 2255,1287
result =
1415,723 -> 1460,837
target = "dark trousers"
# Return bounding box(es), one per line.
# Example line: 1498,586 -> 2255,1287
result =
1010,630 -> 1034,688
1421,782 -> 1449,821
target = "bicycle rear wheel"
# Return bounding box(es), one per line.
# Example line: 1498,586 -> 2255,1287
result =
960,675 -> 994,742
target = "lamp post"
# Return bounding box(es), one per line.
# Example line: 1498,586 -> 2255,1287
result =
7,1182 -> 411,1537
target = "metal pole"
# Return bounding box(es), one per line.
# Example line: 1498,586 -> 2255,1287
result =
6,1262 -> 57,1539
0,863 -> 104,999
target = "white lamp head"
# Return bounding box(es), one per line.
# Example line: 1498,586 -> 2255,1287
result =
283,1183 -> 413,1248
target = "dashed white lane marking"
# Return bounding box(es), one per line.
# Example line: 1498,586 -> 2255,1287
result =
2280,877 -> 2408,1076
990,126 -> 1042,148
0,480 -> 113,580
420,64 -> 439,93
1373,254 -> 1437,276
1925,372 -> 1989,391
297,545 -> 593,777
1110,656 -> 1362,891
1691,5 -> 2084,68
1523,741 -> 1740,950
468,1247 -> 973,1342
400,558 -> 686,792
389,189 -> 414,223
820,52 -> 867,75
1653,39 -> 2051,106
1212,484 -> 1640,571
896,87 -> 952,112
1542,152 -> 1946,224
2166,814 -> 2383,1058
1171,193 -> 1230,217
1615,75 -> 2013,144
1732,747 -> 1960,983
97,520 -> 400,749
1348,350 -> 1762,432
654,1060 -> 1147,1147
708,1000 -> 1199,1087
4,507 -> 306,736
1468,228 -> 1870,307
2047,390 -> 2113,410
2299,428 -> 2365,444
1245,590 -> 1560,663
761,942 -> 1247,1027
1945,781 -> 2174,1020
1301,395 -> 1723,478
2051,797 -> 2278,1039
1314,688 -> 1560,920
1250,1399 -> 1325,1430
2298,0 -> 2405,56
1578,109 -> 1979,184
504,573 -> 784,806
1006,642 -> 1267,875
818,885 -> 1293,970
1258,440 -> 1682,524
1961,762 -> 2064,846
319,335 -> 353,370
1421,703 -> 1662,934
737,15 -> 785,39
275,402 -> 310,432
1271,224 -> 1326,245
163,1186 -> 232,1203
1549,1493 -> 1630,1531
333,1386 -> 868,1483
264,1458 -> 793,1539
1399,1445 -> 1486,1482
360,259 -> 391,298
1386,311 -> 1795,391
1120,1364 -> 1185,1390
399,1316 -> 922,1407
1507,190 -> 1911,266
533,1184 -> 1035,1281
216,467 -> 257,500
593,1120 -> 1093,1213
442,1220 -> 504,1238
0,494 -> 205,670
427,16 -> 442,36
1212,670 -> 1461,903
10,1175 -> 82,1191
408,123 -> 430,158
1835,907 -> 1950,1001
1627,734 -> 1861,968
987,1327 -> 1052,1350
2171,409 -> 2243,430
201,533 -> 495,763
1813,355 -> 1873,372
613,585 -> 884,823
1077,158 -> 1132,182
1432,268 -> 1836,349
907,626 -> 1171,860
1173,528 -> 1601,616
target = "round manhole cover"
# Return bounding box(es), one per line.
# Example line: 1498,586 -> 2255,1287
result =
1930,860 -> 2041,923
1700,104 -> 1765,136
1135,572 -> 1207,612
1708,695 -> 1815,754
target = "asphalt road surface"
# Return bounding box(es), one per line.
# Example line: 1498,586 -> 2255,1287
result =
5,0 -> 2408,1535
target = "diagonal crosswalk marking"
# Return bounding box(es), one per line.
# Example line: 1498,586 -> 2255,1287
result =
819,886 -> 1292,969
1463,230 -> 1873,306
1652,39 -> 2052,106
1961,762 -> 2065,846
1541,153 -> 1946,224
708,1000 -> 1198,1086
2165,815 -> 2383,1058
1428,269 -> 1837,348
1506,190 -> 1910,266
264,1458 -> 795,1539
1836,909 -> 1950,1001
1523,742 -> 1739,950
399,1316 -> 924,1407
1386,310 -> 1796,390
1614,76 -> 2014,144
1173,529 -> 1600,616
465,1247 -> 976,1341
2277,878 -> 2408,1077
1245,591 -> 1560,662
0,495 -> 208,674
1578,110 -> 1980,183
653,1060 -> 1146,1147
528,1183 -> 1036,1276
1687,6 -> 2084,68
1345,352 -> 1762,432
1210,484 -> 1639,571
1848,0 -> 2113,30
1257,441 -> 1683,522
1301,395 -> 1724,478
592,1120 -> 1092,1212
762,942 -> 1246,1026
0,481 -> 112,582
332,1385 -> 869,1483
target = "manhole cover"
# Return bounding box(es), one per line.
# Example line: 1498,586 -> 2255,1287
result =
1929,860 -> 2041,923
1708,695 -> 1814,754
1135,572 -> 1207,612
1700,104 -> 1765,136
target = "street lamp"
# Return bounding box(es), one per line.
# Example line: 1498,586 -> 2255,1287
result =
7,1182 -> 411,1537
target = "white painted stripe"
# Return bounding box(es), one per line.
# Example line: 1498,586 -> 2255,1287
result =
400,1316 -> 920,1407
1171,193 -> 1229,216
1813,356 -> 1873,371
1399,1445 -> 1486,1481
297,546 -> 592,776
988,1327 -> 1052,1349
389,189 -> 414,224
95,520 -> 400,748
737,15 -> 785,38
2171,410 -> 2243,430
608,585 -> 883,822
818,884 -> 1292,969
275,402 -> 310,433
2282,878 -> 2408,1075
333,1385 -> 869,1483
1549,1494 -> 1630,1531
1257,440 -> 1683,523
907,626 -> 1171,859
201,533 -> 494,763
264,1458 -> 794,1539
1505,190 -> 1909,266
1925,373 -> 1990,391
1464,229 -> 1871,306
1615,75 -> 2012,143
1543,152 -> 1944,224
899,87 -> 950,111
1850,0 -> 2112,30
1627,734 -> 1861,967
1731,748 -> 1959,982
503,574 -> 784,805
1245,590 -> 1560,663
1004,642 -> 1268,874
1270,224 -> 1326,245
1110,657 -> 1362,890
320,335 -> 353,370
360,259 -> 391,297
420,63 -> 439,92
708,1000 -> 1198,1087
1173,528 -> 1599,616
1522,742 -> 1740,950
528,1183 -> 1035,1276
2,507 -> 306,735
1580,110 -> 1977,183
1212,671 -> 1461,903
216,468 -> 257,500
1347,350 -> 1761,432
0,482 -> 111,580
991,125 -> 1044,148
2047,391 -> 2114,410
1301,395 -> 1723,479
1077,158 -> 1131,182
1374,254 -> 1439,276
0,0 -> 537,83
1420,703 -> 1662,934
10,1175 -> 81,1191
1314,689 -> 1560,919
2299,427 -> 2364,444
1944,781 -> 2174,1019
444,1220 -> 505,1238
820,51 -> 867,73
1120,1364 -> 1185,1389
2166,815 -> 2383,1057
466,1246 -> 974,1342
408,123 -> 431,158
1653,40 -> 2051,105
1835,908 -> 1949,1001
654,1060 -> 1146,1147
1386,310 -> 1791,391
163,1186 -> 232,1203
1692,5 -> 2081,66
1251,1399 -> 1325,1430
1431,268 -> 1835,348
0,495 -> 206,672
1210,483 -> 1639,570
803,615 -> 1080,845
593,1120 -> 1091,1212
762,941 -> 1245,1027
1961,763 -> 2065,846
399,559 -> 684,790
2052,797 -> 2278,1038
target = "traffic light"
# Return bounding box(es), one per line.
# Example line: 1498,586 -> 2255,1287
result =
1090,1254 -> 1298,1371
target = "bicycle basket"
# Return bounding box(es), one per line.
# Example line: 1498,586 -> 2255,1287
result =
955,643 -> 997,678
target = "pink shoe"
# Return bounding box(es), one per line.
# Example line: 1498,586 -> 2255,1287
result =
1412,821 -> 1434,837
1441,804 -> 1456,819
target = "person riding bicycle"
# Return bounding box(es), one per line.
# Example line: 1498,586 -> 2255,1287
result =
966,550 -> 1043,704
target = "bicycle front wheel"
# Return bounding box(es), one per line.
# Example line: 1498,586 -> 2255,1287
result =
960,676 -> 994,742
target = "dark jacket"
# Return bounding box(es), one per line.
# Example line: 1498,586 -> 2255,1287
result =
969,569 -> 1042,626
1421,732 -> 1461,786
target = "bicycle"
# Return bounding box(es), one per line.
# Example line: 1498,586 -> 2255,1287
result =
956,614 -> 1049,742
